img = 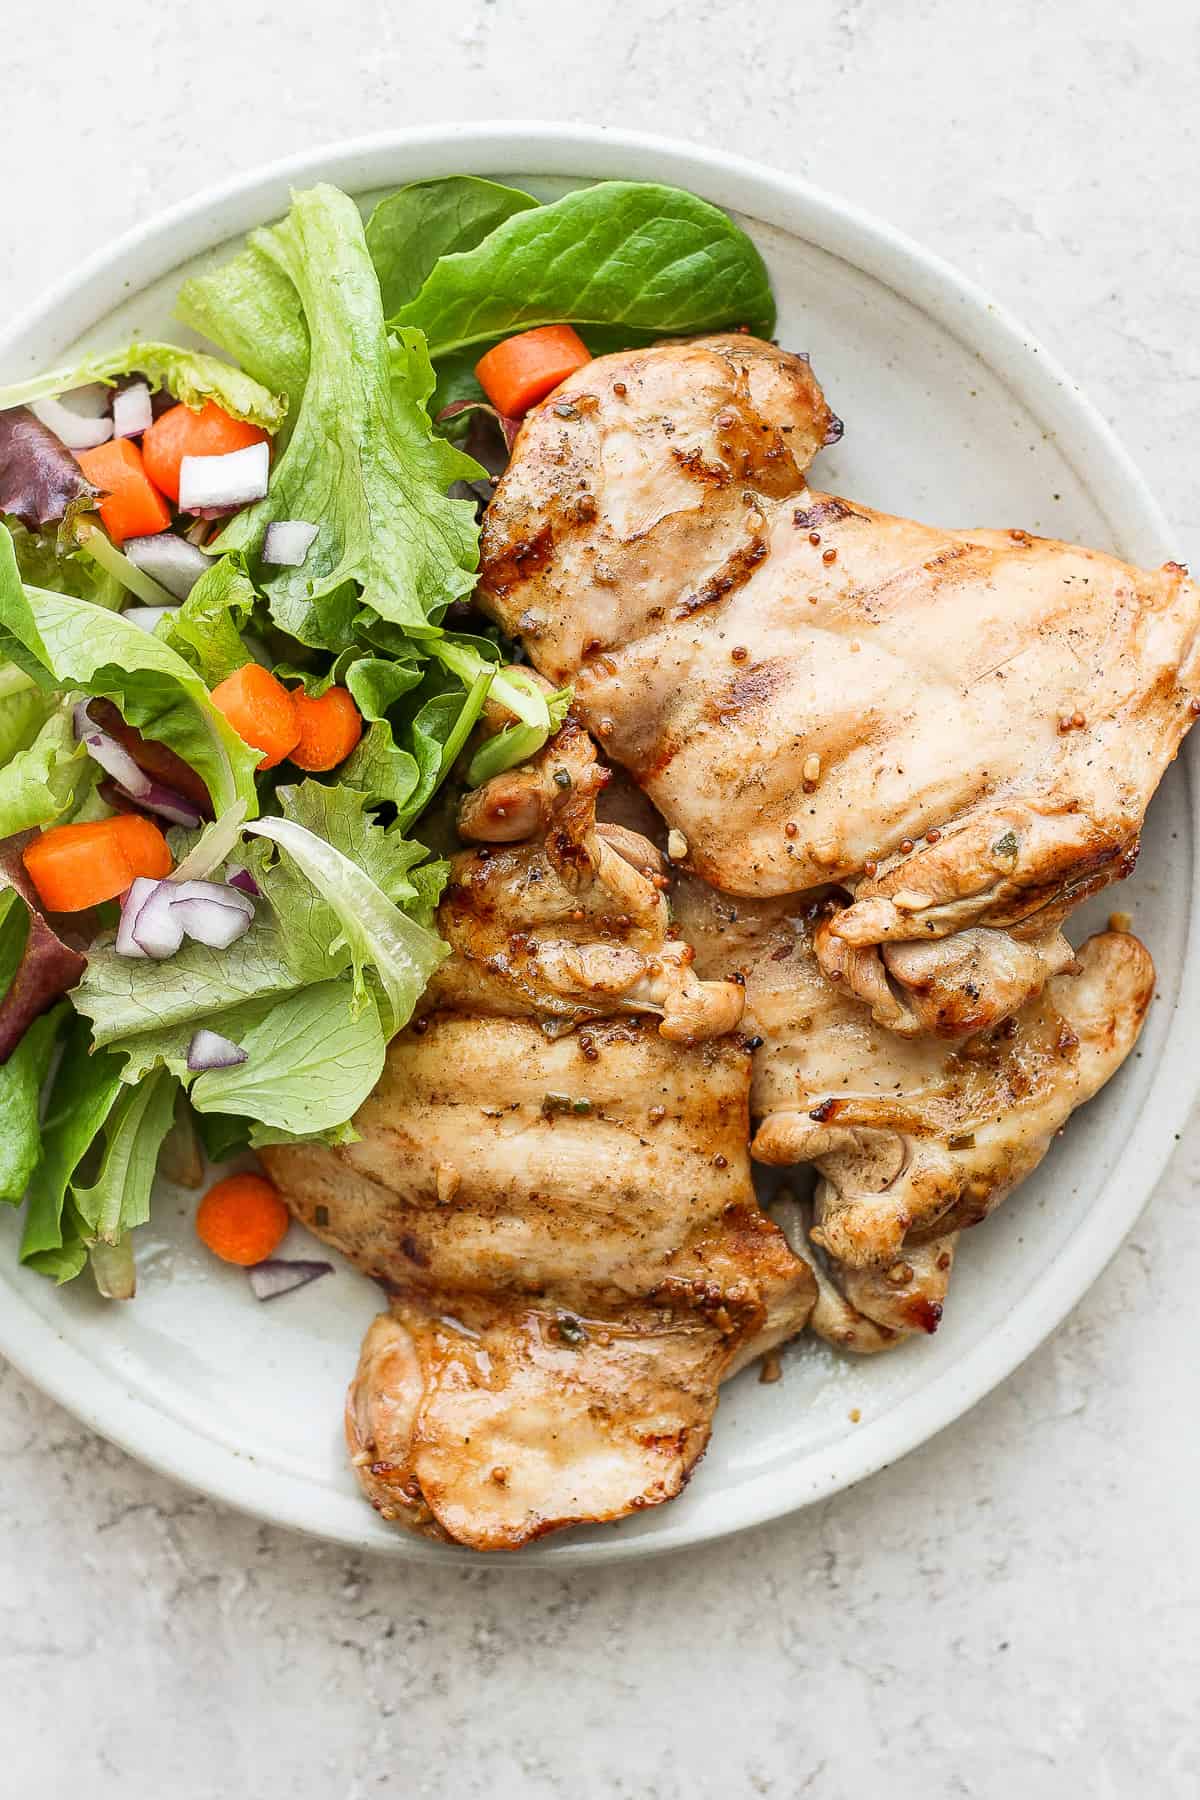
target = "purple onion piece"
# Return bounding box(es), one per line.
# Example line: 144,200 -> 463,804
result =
171,878 -> 254,917
112,382 -> 152,439
115,876 -> 157,958
186,1027 -> 247,1072
30,393 -> 113,452
225,864 -> 261,898
247,1259 -> 333,1302
73,700 -> 152,799
169,882 -> 253,949
124,532 -> 211,599
129,879 -> 186,959
178,441 -> 269,512
123,780 -> 205,830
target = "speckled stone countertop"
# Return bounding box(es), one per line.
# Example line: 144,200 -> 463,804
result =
2,4 -> 1198,1795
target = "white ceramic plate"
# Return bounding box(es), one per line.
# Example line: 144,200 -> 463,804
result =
0,124 -> 1194,1565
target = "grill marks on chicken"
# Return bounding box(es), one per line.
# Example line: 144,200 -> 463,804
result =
436,717 -> 744,1041
261,725 -> 813,1550
480,333 -> 1200,1036
673,875 -> 1153,1340
266,1015 -> 815,1549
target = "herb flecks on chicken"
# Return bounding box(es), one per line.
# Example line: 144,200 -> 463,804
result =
480,333 -> 1199,1037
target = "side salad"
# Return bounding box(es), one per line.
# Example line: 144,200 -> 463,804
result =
0,174 -> 774,1295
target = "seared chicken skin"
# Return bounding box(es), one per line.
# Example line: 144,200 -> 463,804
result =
480,334 -> 1199,1034
673,875 -> 1153,1336
261,726 -> 814,1550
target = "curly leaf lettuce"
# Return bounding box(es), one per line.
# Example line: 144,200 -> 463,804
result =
210,184 -> 483,650
191,981 -> 386,1142
0,340 -> 286,432
246,780 -> 447,1035
0,525 -> 259,815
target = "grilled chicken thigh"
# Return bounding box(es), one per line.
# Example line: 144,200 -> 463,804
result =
480,333 -> 1199,1035
673,875 -> 1153,1340
261,726 -> 814,1549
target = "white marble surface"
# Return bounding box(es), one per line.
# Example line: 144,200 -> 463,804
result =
3,2 -> 1199,1794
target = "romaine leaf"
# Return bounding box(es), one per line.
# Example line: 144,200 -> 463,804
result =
0,408 -> 96,530
71,1067 -> 176,1245
0,341 -> 286,432
20,1015 -> 124,1268
0,682 -> 49,768
157,553 -> 255,688
246,780 -> 447,1035
0,704 -> 89,838
366,176 -> 539,316
211,185 -> 482,649
4,519 -> 122,609
0,524 -> 259,815
388,179 -> 776,354
0,889 -> 66,1204
190,981 -> 385,1139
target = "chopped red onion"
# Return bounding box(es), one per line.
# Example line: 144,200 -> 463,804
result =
30,393 -> 113,452
186,1027 -> 248,1072
128,880 -> 185,960
247,1259 -> 333,1302
225,864 -> 261,898
262,520 -> 318,566
124,533 -> 211,600
73,700 -> 152,799
123,604 -> 179,634
115,876 -> 156,958
169,879 -> 253,949
112,381 -> 152,439
130,781 -> 205,830
178,440 -> 269,512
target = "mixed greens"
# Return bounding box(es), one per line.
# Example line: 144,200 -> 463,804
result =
0,172 -> 774,1291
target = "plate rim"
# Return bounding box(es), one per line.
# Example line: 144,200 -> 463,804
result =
0,119 -> 1194,1567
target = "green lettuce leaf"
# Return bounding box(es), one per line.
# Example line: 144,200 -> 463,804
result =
366,176 -> 539,316
209,185 -> 483,651
0,340 -> 286,432
20,1015 -> 125,1272
157,553 -> 255,688
176,247 -> 310,429
73,930 -> 307,1081
0,704 -> 90,838
0,524 -> 260,815
191,981 -> 385,1139
4,519 -> 123,610
246,780 -> 447,1035
0,894 -> 67,1204
388,179 -> 776,355
71,1067 -> 176,1246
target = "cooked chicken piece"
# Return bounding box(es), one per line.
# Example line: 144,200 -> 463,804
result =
673,872 -> 1153,1283
434,717 -> 744,1041
815,914 -> 1078,1039
768,1189 -> 957,1354
263,1014 -> 815,1548
480,333 -> 1199,1033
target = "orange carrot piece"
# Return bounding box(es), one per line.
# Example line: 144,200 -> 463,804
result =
195,1173 -> 289,1266
210,663 -> 300,770
142,400 -> 271,504
475,324 -> 592,418
288,686 -> 363,772
22,814 -> 172,912
74,438 -> 172,544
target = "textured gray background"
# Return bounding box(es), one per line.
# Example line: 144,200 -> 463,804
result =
2,3 -> 1198,1795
